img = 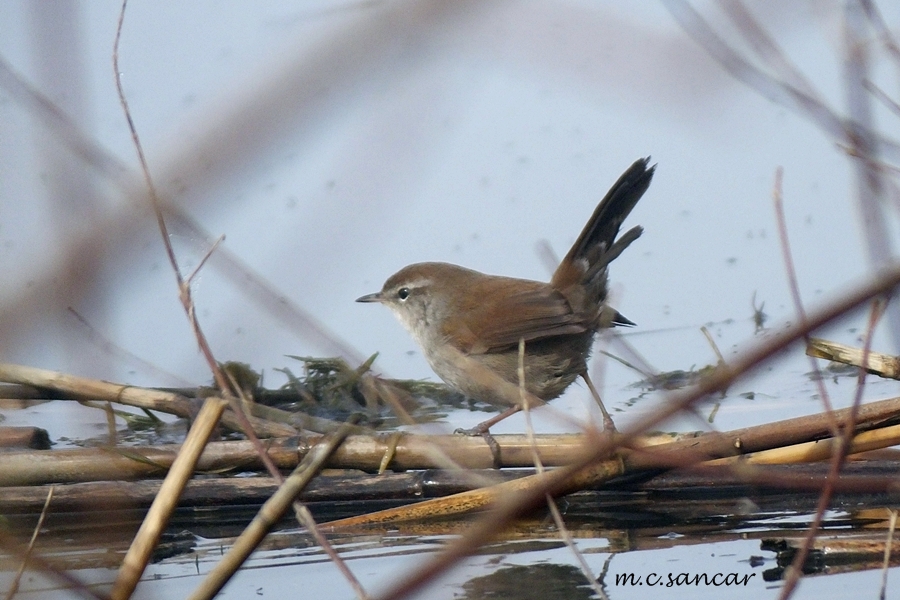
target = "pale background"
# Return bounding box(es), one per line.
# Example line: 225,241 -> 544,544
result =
1,1 -> 899,437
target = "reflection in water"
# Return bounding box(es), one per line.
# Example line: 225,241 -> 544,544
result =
459,563 -> 596,600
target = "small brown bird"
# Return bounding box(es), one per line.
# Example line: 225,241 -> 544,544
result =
358,158 -> 654,435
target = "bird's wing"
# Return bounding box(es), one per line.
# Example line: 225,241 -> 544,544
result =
442,278 -> 588,354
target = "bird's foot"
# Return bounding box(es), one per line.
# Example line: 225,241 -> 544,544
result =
455,426 -> 502,468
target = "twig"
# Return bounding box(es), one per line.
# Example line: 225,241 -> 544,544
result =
662,0 -> 900,160
185,234 -> 225,285
864,80 -> 900,122
120,4 -> 368,580
293,499 -> 370,600
719,0 -> 821,101
772,167 -> 838,424
841,1 -> 896,333
112,0 -> 233,408
859,0 -> 900,69
4,486 -> 54,600
780,298 -> 884,600
0,532 -> 106,600
699,325 -> 726,366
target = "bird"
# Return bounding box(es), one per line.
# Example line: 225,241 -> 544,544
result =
357,157 -> 654,441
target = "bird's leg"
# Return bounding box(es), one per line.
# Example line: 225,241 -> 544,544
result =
582,370 -> 617,432
455,405 -> 521,468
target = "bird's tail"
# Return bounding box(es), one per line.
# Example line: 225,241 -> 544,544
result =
551,157 -> 655,309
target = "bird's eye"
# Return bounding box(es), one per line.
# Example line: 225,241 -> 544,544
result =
397,287 -> 410,301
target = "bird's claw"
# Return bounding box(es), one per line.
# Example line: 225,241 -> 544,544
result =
454,426 -> 502,468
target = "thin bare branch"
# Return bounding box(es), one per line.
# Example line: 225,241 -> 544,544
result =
0,532 -> 107,600
779,298 -> 883,600
772,167 -> 837,422
719,0 -> 822,101
112,0 -> 251,398
864,80 -> 900,121
185,234 -> 225,285
4,486 -> 54,600
859,0 -> 900,65
662,0 -> 900,160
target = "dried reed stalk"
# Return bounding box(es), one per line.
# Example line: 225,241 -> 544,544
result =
327,393 -> 900,527
709,422 -> 900,465
0,434 -> 633,487
110,396 -> 227,600
807,337 -> 900,379
0,362 -> 295,437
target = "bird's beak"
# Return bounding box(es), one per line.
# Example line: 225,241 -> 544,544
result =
356,292 -> 384,303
